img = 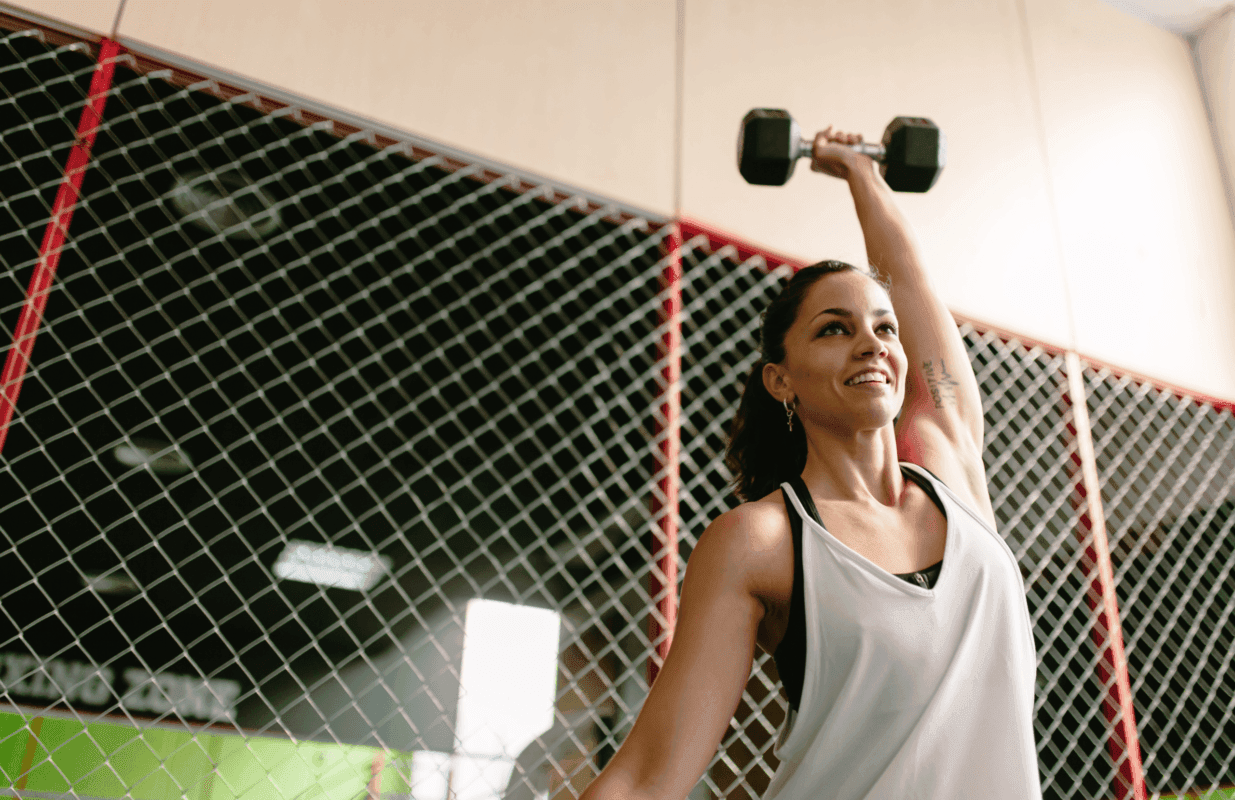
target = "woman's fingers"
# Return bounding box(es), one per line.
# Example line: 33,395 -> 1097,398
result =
820,126 -> 863,145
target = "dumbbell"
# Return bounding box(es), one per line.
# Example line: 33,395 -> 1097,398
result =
737,109 -> 946,192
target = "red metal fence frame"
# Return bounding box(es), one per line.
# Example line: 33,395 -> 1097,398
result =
1065,353 -> 1147,800
0,36 -> 119,455
648,225 -> 684,685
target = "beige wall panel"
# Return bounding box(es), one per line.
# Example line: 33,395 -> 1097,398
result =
102,0 -> 1235,398
1027,0 -> 1235,400
116,0 -> 676,213
2,0 -> 119,34
1196,8 -> 1234,218
679,0 -> 1074,352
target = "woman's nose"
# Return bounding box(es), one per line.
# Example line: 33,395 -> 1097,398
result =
854,326 -> 888,357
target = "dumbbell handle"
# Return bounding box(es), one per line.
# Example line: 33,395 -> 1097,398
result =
796,138 -> 886,163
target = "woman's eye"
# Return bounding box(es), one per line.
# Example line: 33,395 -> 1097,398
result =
818,322 -> 897,336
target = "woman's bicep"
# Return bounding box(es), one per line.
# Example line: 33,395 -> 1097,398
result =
890,275 -> 985,451
597,514 -> 767,800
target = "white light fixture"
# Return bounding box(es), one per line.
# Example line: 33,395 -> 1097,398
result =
410,751 -> 451,800
111,438 -> 193,476
82,572 -> 140,596
272,540 -> 391,591
452,599 -> 561,800
168,169 -> 281,241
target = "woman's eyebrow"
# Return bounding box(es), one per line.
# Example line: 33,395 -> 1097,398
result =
812,307 -> 895,320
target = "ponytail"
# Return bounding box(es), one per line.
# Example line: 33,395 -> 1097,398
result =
725,360 -> 807,502
724,260 -> 891,502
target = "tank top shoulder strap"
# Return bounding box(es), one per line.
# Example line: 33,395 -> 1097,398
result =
773,481 -> 809,712
787,475 -> 825,527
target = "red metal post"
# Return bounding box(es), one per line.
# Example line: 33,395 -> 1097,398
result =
648,225 -> 683,686
1064,352 -> 1146,800
13,716 -> 45,791
0,38 -> 121,456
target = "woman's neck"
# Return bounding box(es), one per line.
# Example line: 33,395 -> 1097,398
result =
800,425 -> 903,508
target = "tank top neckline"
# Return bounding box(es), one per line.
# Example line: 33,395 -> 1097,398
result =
785,462 -> 952,594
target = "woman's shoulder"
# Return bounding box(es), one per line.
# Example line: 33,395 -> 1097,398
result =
692,492 -> 794,578
688,492 -> 796,612
711,490 -> 792,538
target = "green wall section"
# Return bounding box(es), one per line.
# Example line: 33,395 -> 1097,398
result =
0,711 -> 411,798
3,710 -> 1234,798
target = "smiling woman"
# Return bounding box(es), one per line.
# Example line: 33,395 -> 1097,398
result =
578,128 -> 1041,800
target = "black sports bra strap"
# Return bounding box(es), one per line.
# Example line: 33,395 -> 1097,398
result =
788,475 -> 825,528
901,463 -> 947,515
775,483 -> 808,712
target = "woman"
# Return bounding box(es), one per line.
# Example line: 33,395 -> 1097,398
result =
579,127 -> 1041,800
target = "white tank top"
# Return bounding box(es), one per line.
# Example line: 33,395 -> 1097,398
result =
763,462 -> 1042,800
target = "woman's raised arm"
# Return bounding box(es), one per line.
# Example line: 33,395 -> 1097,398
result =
811,129 -> 995,525
578,503 -> 784,800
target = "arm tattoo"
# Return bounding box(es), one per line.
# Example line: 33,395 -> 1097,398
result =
923,359 -> 961,409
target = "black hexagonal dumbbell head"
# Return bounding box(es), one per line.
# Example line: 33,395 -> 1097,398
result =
737,109 -> 811,186
881,117 -> 946,193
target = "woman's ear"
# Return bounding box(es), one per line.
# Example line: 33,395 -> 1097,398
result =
762,361 -> 791,402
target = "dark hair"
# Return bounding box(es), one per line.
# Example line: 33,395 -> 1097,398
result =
725,260 -> 892,502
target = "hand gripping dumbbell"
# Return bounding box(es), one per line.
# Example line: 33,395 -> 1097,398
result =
737,109 -> 947,192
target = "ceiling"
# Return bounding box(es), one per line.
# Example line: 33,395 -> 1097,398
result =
1100,0 -> 1233,34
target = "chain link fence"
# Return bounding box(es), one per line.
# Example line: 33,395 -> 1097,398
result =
1087,367 -> 1235,796
2,23 -> 1233,800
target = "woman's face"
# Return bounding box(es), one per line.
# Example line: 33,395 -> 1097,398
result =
769,270 -> 906,433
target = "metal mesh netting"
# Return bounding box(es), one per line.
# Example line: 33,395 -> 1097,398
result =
0,27 -> 672,800
1086,367 -> 1235,796
1,31 -> 95,332
2,25 -> 1234,800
